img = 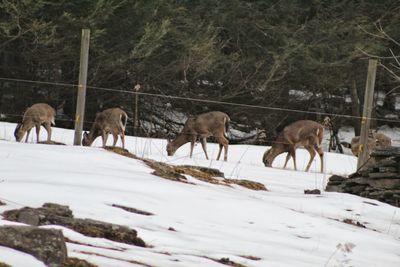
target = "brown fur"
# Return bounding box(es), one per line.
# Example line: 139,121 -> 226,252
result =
262,120 -> 324,172
14,103 -> 55,143
82,108 -> 128,148
166,111 -> 230,161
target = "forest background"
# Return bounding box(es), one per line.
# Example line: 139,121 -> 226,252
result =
1,0 -> 400,140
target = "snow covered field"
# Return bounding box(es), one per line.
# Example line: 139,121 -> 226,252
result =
0,122 -> 399,267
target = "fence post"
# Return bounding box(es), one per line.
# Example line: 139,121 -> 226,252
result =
73,29 -> 90,145
357,59 -> 377,169
133,84 -> 141,136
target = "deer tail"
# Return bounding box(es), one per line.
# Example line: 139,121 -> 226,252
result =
224,116 -> 230,139
120,113 -> 128,131
315,126 -> 323,148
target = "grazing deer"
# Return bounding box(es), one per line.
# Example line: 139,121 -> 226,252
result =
166,111 -> 230,161
82,108 -> 128,148
14,103 -> 56,143
262,120 -> 324,172
341,131 -> 391,157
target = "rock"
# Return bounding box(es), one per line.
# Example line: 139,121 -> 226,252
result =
3,203 -> 146,247
0,225 -> 67,267
64,257 -> 98,267
325,148 -> 400,207
368,172 -> 399,179
304,189 -> 321,194
371,147 -> 400,157
328,175 -> 346,182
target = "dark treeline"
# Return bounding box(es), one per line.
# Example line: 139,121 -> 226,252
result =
1,0 -> 400,140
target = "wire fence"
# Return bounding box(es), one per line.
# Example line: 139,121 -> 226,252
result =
1,76 -> 400,125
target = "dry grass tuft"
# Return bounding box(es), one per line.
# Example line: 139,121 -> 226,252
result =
225,179 -> 268,191
342,218 -> 366,228
105,147 -> 268,191
38,140 -> 66,145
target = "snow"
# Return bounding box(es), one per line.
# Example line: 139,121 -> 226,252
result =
0,121 -> 399,267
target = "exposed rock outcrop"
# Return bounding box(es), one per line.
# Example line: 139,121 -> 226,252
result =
0,225 -> 67,267
326,147 -> 400,207
3,203 -> 146,247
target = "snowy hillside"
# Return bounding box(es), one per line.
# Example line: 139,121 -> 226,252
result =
0,122 -> 399,267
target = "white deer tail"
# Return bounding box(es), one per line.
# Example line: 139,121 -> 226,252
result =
224,116 -> 230,138
120,113 -> 128,131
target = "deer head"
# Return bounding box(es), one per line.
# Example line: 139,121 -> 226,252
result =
82,131 -> 91,146
14,123 -> 24,142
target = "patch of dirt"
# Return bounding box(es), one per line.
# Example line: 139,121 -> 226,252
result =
0,200 -> 5,206
38,140 -> 66,145
0,262 -> 12,267
174,165 -> 224,185
77,251 -> 154,267
179,165 -> 225,177
239,255 -> 261,261
363,201 -> 379,206
111,204 -> 153,216
104,146 -> 140,159
105,147 -> 268,191
144,160 -> 192,184
65,238 -> 126,252
342,218 -> 366,228
225,179 -> 268,191
204,257 -> 248,267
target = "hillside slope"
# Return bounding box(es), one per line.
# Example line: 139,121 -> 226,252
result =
0,122 -> 399,267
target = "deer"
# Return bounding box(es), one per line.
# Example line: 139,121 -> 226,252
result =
341,131 -> 391,157
166,111 -> 230,161
14,103 -> 56,143
262,120 -> 324,172
82,108 -> 128,148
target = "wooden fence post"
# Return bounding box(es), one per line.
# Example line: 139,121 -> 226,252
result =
133,84 -> 141,136
73,29 -> 90,145
357,59 -> 378,169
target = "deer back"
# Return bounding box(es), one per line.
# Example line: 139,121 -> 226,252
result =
191,111 -> 230,137
22,103 -> 55,127
281,120 -> 323,147
91,108 -> 127,133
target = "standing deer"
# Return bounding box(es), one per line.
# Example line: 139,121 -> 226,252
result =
341,131 -> 391,157
262,120 -> 324,172
166,111 -> 230,161
82,108 -> 128,148
14,103 -> 56,143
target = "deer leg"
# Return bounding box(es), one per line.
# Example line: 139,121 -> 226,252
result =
101,132 -> 109,147
35,125 -> 40,143
25,129 -> 31,143
189,137 -> 196,158
290,147 -> 297,170
112,132 -> 118,147
120,132 -> 125,149
304,146 -> 316,172
43,122 -> 52,142
200,137 -> 209,160
217,144 -> 223,160
283,153 -> 291,169
216,136 -> 229,161
316,146 -> 324,173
